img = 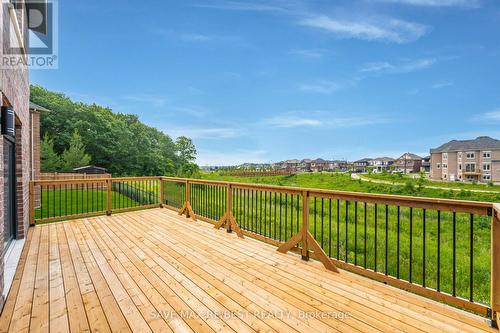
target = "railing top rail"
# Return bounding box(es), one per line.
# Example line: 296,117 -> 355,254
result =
161,176 -> 494,215
29,176 -> 494,215
31,176 -> 161,186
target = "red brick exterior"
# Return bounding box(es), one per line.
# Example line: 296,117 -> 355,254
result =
0,0 -> 33,310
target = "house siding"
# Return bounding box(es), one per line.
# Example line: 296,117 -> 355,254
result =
430,153 -> 442,179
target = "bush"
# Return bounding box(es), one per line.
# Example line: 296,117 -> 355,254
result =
112,182 -> 157,205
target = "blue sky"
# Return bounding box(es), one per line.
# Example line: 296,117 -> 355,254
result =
32,0 -> 500,165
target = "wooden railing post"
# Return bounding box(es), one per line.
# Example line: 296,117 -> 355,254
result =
179,180 -> 196,221
106,178 -> 112,216
492,204 -> 500,327
159,178 -> 165,208
213,183 -> 243,238
29,181 -> 35,226
278,190 -> 338,272
301,190 -> 309,261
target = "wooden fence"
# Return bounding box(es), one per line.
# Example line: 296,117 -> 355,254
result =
40,172 -> 112,181
29,176 -> 500,325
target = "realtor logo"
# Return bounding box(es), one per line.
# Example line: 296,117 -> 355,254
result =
2,0 -> 58,69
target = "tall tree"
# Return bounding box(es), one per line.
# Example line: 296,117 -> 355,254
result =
175,136 -> 199,176
40,134 -> 61,172
175,136 -> 196,163
61,130 -> 92,171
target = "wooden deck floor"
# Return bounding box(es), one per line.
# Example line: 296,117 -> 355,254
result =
0,208 -> 495,333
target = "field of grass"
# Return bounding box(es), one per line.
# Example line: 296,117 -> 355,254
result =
192,172 -> 494,305
198,172 -> 500,203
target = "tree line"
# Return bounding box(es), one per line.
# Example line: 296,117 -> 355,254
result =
31,85 -> 198,176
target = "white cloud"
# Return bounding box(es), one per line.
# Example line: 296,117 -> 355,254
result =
431,81 -> 453,89
193,1 -> 292,14
299,80 -> 339,94
264,115 -> 323,128
289,49 -> 324,58
360,58 -> 436,74
157,30 -> 245,45
179,33 -> 214,42
373,0 -> 481,7
168,127 -> 242,139
122,94 -> 166,108
299,16 -> 428,43
263,112 -> 389,129
172,106 -> 208,118
481,109 -> 500,121
196,149 -> 268,166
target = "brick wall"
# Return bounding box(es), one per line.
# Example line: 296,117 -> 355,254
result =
0,0 -> 31,310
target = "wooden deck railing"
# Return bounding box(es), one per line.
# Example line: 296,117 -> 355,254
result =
29,176 -> 500,325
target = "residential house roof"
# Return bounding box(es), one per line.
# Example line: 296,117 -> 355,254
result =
372,157 -> 395,163
430,136 -> 500,153
397,153 -> 423,161
354,158 -> 373,163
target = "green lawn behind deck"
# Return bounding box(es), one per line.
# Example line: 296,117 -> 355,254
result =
198,172 -> 500,202
364,172 -> 500,192
35,189 -> 139,220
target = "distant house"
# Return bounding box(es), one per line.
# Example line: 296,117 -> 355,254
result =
329,160 -> 348,172
394,153 -> 423,174
73,165 -> 108,174
421,156 -> 431,173
272,161 -> 283,170
370,157 -> 395,173
282,159 -> 300,171
430,136 -> 500,182
299,159 -> 312,172
353,158 -> 372,173
311,158 -> 328,172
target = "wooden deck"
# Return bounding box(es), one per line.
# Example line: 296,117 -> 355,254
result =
0,208 -> 496,333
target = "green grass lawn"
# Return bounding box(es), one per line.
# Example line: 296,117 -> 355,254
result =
35,189 -> 139,220
192,172 -> 494,305
198,172 -> 500,203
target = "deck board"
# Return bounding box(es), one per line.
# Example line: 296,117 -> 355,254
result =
0,208 -> 496,333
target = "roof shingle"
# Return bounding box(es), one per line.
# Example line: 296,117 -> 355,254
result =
430,136 -> 500,153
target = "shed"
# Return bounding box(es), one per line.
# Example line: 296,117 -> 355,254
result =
72,165 -> 108,174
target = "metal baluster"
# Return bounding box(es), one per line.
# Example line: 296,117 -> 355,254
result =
385,205 -> 389,275
437,210 -> 441,292
346,200 -> 349,262
469,213 -> 474,302
375,204 -> 378,271
409,207 -> 413,283
423,209 -> 426,287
